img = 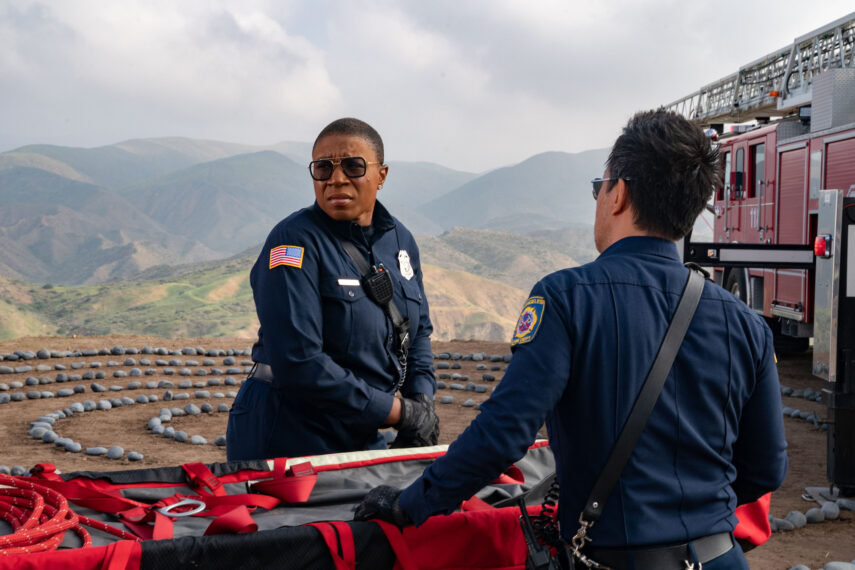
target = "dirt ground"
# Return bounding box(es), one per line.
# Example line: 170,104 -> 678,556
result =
1,335 -> 852,568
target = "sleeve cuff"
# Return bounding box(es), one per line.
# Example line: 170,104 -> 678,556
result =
364,388 -> 396,427
398,477 -> 434,526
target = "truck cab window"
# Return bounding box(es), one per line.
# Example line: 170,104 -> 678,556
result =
749,143 -> 765,199
719,151 -> 730,201
733,148 -> 744,199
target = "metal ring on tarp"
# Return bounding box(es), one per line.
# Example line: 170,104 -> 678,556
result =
158,498 -> 206,517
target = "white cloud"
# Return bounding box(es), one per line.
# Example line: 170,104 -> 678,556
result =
0,0 -> 853,169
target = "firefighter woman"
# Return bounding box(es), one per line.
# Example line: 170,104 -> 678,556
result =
226,118 -> 438,460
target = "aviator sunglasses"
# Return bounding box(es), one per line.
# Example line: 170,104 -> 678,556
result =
308,157 -> 381,181
590,177 -> 632,199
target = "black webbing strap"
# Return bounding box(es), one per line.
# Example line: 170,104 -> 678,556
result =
582,269 -> 705,522
338,240 -> 409,332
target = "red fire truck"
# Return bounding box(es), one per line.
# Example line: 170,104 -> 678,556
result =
670,12 -> 855,353
674,13 -> 855,496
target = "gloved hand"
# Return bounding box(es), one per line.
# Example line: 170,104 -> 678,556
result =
353,485 -> 413,526
391,393 -> 439,448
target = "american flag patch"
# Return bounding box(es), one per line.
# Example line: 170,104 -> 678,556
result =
269,245 -> 304,269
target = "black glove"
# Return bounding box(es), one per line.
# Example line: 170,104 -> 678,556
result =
391,394 -> 439,448
353,485 -> 412,526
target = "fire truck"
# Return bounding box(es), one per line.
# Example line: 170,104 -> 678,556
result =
672,12 -> 855,495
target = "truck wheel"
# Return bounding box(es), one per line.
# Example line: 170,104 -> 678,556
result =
725,270 -> 747,303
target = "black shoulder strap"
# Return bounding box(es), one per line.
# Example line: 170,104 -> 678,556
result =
582,269 -> 705,522
337,239 -> 408,331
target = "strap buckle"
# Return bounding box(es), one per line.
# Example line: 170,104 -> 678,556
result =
570,514 -> 611,569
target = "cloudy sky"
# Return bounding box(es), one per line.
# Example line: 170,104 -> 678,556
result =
1,1 -> 852,172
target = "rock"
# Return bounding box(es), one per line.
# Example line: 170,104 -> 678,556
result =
144,369 -> 157,376
109,385 -> 123,391
824,564 -> 855,570
179,368 -> 191,376
83,400 -> 96,411
29,427 -> 48,438
226,367 -> 243,375
791,389 -> 804,398
474,385 -> 488,393
451,363 -> 462,369
482,374 -> 496,382
109,398 -> 123,407
94,372 -> 106,380
190,435 -> 207,445
163,368 -> 175,376
123,358 -> 136,366
121,397 -> 134,405
771,517 -> 794,531
158,380 -> 174,388
127,381 -> 141,390
223,356 -> 236,365
96,400 -> 112,411
440,396 -> 454,404
111,346 -> 125,355
129,368 -> 142,377
171,407 -> 185,416
174,431 -> 189,443
0,394 -> 9,404
0,366 -> 13,374
163,427 -> 175,438
152,425 -> 165,435
57,388 -> 74,397
822,501 -> 841,520
10,466 -> 27,476
90,383 -> 107,393
785,510 -> 807,528
186,360 -> 199,366
142,346 -> 154,354
185,404 -> 201,415
462,399 -> 476,407
224,377 -> 237,386
201,403 -> 213,413
37,349 -> 51,359
213,392 -> 224,398
65,441 -> 82,453
194,390 -> 211,399
788,566 -> 810,570
436,381 -> 447,389
38,376 -> 53,384
56,373 -> 68,382
41,431 -> 59,443
11,393 -> 25,401
148,395 -> 159,402
86,447 -> 108,456
128,452 -> 144,461
136,395 -> 148,404
0,383 -> 7,391
145,381 -> 158,389
35,364 -> 52,372
217,403 -> 229,412
215,435 -> 227,446
15,366 -> 33,374
139,359 -> 151,366
26,391 -> 41,399
9,381 -> 22,388
436,362 -> 450,370
126,348 -> 139,355
207,378 -> 222,386
194,369 -> 208,376
113,370 -> 127,378
475,364 -> 487,370
202,359 -> 215,366
174,393 -> 190,400
194,381 -> 207,388
803,387 -> 815,398
805,507 -> 825,523
107,446 -> 124,459
70,402 -> 85,413
789,409 -> 801,418
837,498 -> 855,511
449,383 -> 464,390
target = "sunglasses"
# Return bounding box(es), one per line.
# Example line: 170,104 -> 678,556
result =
308,157 -> 381,181
591,177 -> 631,199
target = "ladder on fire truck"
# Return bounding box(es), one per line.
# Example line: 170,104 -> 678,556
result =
666,12 -> 855,124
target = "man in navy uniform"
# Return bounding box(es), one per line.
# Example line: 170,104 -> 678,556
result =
356,109 -> 787,569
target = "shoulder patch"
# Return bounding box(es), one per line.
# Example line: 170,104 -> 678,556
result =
512,296 -> 545,346
269,245 -> 304,269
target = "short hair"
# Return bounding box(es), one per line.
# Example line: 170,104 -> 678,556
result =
606,109 -> 720,240
312,118 -> 384,164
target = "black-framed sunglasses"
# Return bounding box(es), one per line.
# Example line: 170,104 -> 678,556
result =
308,157 -> 381,181
591,177 -> 631,200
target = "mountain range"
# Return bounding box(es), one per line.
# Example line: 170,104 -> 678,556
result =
0,137 -> 608,286
0,136 -> 613,341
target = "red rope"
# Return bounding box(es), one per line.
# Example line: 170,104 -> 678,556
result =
0,474 -> 141,556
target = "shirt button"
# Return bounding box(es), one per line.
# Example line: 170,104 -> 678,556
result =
348,291 -> 355,297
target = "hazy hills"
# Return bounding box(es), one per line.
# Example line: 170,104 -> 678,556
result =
0,135 -> 606,342
0,137 -> 605,285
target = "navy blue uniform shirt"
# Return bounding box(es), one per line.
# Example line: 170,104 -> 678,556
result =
227,201 -> 435,459
399,236 -> 787,549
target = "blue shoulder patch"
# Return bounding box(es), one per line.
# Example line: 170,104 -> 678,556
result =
511,296 -> 545,346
